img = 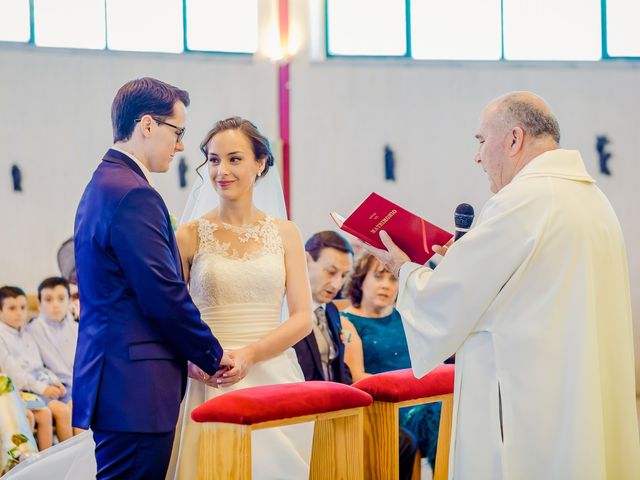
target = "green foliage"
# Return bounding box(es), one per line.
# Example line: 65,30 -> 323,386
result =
0,375 -> 15,396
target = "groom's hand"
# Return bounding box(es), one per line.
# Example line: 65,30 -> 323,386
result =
216,347 -> 255,387
199,352 -> 235,388
187,361 -> 210,383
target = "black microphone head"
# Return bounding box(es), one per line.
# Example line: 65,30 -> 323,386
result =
454,203 -> 475,229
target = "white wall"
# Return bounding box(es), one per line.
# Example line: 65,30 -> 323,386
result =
0,46 -> 277,289
1,38 -> 639,387
289,58 -> 640,388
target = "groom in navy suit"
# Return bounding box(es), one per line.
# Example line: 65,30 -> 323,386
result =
74,78 -> 230,479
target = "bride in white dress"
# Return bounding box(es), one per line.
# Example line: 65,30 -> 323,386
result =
4,118 -> 312,480
167,117 -> 314,480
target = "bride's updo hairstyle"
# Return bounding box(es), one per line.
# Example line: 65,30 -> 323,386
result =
197,117 -> 275,181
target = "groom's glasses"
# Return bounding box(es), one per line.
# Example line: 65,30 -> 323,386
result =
135,117 -> 186,143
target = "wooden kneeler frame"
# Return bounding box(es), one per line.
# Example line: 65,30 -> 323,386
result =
352,365 -> 455,480
198,407 -> 365,480
198,407 -> 365,479
363,393 -> 453,480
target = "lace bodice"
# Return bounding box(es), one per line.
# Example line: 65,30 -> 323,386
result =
189,216 -> 286,309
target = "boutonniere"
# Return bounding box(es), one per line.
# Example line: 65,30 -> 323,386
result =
340,328 -> 352,344
170,214 -> 178,232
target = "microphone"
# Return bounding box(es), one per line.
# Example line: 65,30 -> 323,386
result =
454,203 -> 475,241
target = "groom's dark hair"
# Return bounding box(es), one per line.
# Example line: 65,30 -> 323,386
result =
111,77 -> 190,143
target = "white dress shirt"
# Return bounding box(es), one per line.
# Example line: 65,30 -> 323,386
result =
111,145 -> 155,187
28,313 -> 78,387
0,322 -> 60,395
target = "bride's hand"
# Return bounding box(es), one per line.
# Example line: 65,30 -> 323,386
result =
189,352 -> 236,387
202,352 -> 235,388
216,347 -> 255,387
218,351 -> 234,370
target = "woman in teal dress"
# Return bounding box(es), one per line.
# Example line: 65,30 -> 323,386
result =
340,253 -> 441,470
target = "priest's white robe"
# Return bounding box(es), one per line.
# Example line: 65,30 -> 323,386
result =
398,149 -> 640,479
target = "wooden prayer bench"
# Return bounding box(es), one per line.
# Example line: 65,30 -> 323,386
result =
191,381 -> 373,479
352,365 -> 455,480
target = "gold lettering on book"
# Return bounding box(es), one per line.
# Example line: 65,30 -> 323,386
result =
370,209 -> 397,235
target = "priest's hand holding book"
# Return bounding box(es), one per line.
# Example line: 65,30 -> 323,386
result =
331,192 -> 453,277
366,230 -> 452,278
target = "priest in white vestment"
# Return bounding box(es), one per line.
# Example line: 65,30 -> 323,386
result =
367,92 -> 640,479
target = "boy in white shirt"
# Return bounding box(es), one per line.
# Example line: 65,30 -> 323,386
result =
29,277 -> 78,390
0,286 -> 73,448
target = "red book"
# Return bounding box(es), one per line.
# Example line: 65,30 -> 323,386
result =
331,192 -> 452,264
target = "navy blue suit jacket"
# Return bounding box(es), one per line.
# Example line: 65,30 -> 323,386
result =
73,149 -> 223,433
293,302 -> 352,384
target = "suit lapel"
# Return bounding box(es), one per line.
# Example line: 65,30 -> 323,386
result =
168,225 -> 184,281
305,330 -> 324,378
103,149 -> 184,280
102,148 -> 148,183
325,303 -> 342,350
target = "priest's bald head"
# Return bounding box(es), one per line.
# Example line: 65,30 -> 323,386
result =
474,92 -> 560,193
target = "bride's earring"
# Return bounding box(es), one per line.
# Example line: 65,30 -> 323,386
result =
257,170 -> 262,177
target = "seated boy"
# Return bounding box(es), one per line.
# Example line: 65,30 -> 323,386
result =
0,286 -> 72,448
28,277 -> 78,391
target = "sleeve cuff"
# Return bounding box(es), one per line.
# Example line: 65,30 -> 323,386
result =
31,381 -> 48,395
398,262 -> 423,285
200,349 -> 220,376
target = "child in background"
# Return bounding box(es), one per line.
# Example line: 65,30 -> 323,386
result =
0,286 -> 72,448
69,283 -> 80,321
29,277 -> 78,390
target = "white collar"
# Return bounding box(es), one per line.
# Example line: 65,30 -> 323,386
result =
513,149 -> 594,185
312,301 -> 326,312
0,321 -> 23,337
40,313 -> 71,329
111,146 -> 155,187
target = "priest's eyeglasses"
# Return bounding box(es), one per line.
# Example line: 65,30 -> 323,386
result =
135,117 -> 186,143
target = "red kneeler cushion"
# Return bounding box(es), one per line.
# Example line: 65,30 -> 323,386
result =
191,381 -> 372,425
352,365 -> 454,402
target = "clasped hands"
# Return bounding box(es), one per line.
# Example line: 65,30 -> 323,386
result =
188,347 -> 255,388
43,383 -> 67,399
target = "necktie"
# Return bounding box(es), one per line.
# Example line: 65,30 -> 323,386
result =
314,307 -> 336,381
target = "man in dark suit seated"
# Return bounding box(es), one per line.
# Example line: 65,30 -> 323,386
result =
293,231 -> 417,480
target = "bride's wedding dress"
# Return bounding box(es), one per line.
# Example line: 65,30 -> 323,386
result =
168,215 -> 313,479
4,173 -> 304,480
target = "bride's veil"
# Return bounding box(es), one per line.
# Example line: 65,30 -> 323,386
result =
180,161 -> 291,323
180,162 -> 288,223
